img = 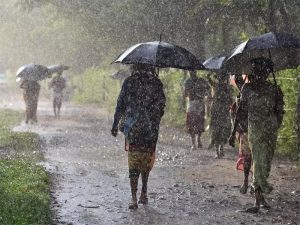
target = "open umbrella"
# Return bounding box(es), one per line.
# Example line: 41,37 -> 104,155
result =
203,54 -> 227,71
225,32 -> 300,75
47,64 -> 70,75
111,70 -> 130,80
16,64 -> 50,81
113,41 -> 205,70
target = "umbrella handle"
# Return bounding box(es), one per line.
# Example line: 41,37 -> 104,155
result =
268,48 -> 277,86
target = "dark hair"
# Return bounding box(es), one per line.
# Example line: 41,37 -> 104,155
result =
248,57 -> 274,82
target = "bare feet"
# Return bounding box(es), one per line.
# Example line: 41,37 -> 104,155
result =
240,183 -> 248,194
128,201 -> 138,210
245,206 -> 260,213
138,195 -> 148,204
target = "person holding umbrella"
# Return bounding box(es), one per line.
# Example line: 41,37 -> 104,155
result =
111,64 -> 166,210
229,57 -> 284,213
19,78 -> 41,124
17,64 -> 51,124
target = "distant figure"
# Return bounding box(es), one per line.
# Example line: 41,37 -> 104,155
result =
183,70 -> 210,149
111,64 -> 166,210
208,73 -> 233,158
229,57 -> 284,213
49,72 -> 66,118
20,79 -> 41,124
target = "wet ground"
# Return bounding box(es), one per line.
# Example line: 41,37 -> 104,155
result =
4,99 -> 300,225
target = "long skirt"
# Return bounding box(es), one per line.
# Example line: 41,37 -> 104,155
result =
185,111 -> 205,135
248,121 -> 278,195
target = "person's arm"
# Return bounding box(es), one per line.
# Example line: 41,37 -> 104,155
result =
275,85 -> 285,128
207,73 -> 214,87
228,88 -> 248,147
111,80 -> 128,136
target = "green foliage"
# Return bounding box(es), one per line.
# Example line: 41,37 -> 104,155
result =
0,109 -> 22,129
160,69 -> 186,128
71,67 -> 120,111
0,160 -> 51,225
276,69 -> 299,159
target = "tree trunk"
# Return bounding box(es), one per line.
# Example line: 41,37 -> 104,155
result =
278,0 -> 291,33
266,0 -> 277,32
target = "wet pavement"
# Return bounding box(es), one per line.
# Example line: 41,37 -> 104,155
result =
7,100 -> 300,225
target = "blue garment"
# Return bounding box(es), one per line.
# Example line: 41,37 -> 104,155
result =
112,71 -> 166,146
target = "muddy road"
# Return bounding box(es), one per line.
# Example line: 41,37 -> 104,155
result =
8,100 -> 300,225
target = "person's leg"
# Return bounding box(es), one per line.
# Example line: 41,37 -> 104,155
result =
246,187 -> 261,213
31,92 -> 39,123
219,144 -> 224,157
53,100 -> 57,117
139,171 -> 149,204
57,100 -> 62,117
129,175 -> 139,209
191,133 -> 196,149
197,133 -> 202,148
240,159 -> 251,194
214,145 -> 220,159
24,94 -> 30,124
128,151 -> 140,209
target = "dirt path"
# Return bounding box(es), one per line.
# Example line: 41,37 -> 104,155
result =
9,100 -> 300,225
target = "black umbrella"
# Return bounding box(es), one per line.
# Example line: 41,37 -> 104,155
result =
225,32 -> 300,75
113,41 -> 205,70
203,54 -> 227,71
111,70 -> 130,80
16,64 -> 50,82
47,64 -> 69,75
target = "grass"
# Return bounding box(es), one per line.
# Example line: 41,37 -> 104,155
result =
0,160 -> 51,225
0,109 -> 52,225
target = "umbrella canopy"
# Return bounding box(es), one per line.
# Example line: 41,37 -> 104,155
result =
113,41 -> 205,70
225,32 -> 300,75
203,54 -> 227,71
47,64 -> 70,75
16,64 -> 50,81
111,70 -> 130,80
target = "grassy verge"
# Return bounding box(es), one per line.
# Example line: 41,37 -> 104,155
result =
0,109 -> 51,225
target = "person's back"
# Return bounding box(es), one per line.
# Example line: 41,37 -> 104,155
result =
50,76 -> 66,94
20,79 -> 41,123
112,66 -> 166,146
184,76 -> 210,101
49,74 -> 67,117
242,81 -> 280,127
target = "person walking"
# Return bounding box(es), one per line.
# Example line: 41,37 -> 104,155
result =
183,70 -> 210,149
229,57 -> 284,213
208,73 -> 233,158
111,64 -> 166,210
49,71 -> 66,118
20,79 -> 41,124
